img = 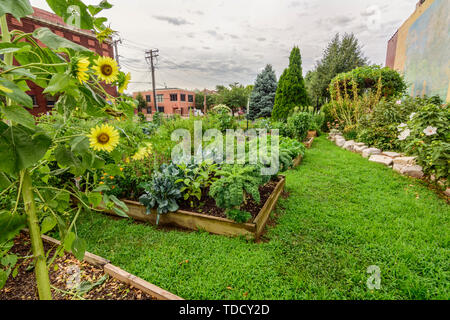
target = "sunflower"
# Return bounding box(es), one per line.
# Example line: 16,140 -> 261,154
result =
88,124 -> 120,153
131,142 -> 153,161
75,57 -> 90,84
118,72 -> 131,94
93,56 -> 119,84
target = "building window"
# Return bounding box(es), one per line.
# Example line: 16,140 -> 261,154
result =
145,95 -> 151,102
31,95 -> 38,107
146,107 -> 152,114
188,95 -> 194,102
46,95 -> 57,108
156,95 -> 164,103
170,94 -> 178,102
180,94 -> 186,102
158,106 -> 165,113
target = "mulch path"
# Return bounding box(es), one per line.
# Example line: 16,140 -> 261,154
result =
0,233 -> 156,300
178,177 -> 280,221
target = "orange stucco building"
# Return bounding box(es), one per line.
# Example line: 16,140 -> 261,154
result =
133,88 -> 196,116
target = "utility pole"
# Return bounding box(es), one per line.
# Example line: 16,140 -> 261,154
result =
203,89 -> 207,114
112,38 -> 122,68
145,49 -> 159,113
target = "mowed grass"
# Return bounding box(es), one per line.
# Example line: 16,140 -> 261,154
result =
76,137 -> 450,300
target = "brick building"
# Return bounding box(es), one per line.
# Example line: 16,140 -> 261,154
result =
4,7 -> 117,116
386,0 -> 449,102
133,88 -> 196,116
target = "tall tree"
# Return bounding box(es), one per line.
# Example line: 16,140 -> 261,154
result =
306,33 -> 368,106
135,92 -> 147,113
215,83 -> 250,115
249,64 -> 277,120
272,46 -> 309,120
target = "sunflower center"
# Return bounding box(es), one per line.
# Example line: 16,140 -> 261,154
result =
97,133 -> 110,145
101,64 -> 113,76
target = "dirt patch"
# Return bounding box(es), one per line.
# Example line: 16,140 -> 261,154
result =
178,178 -> 280,221
0,233 -> 156,300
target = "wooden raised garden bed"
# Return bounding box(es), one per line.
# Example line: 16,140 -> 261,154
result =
104,176 -> 286,240
1,232 -> 183,300
304,136 -> 315,149
292,154 -> 303,167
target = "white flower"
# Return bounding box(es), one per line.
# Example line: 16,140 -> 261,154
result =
397,123 -> 408,131
398,129 -> 411,141
423,126 -> 437,136
409,113 -> 417,120
396,100 -> 402,105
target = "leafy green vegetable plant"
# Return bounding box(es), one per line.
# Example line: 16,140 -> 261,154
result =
139,163 -> 183,225
209,165 -> 263,215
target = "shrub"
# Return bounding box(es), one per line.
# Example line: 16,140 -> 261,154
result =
269,121 -> 289,137
320,102 -> 335,132
357,96 -> 441,151
330,65 -> 407,99
402,104 -> 449,184
286,112 -> 313,141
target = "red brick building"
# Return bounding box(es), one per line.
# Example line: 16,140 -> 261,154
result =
4,7 -> 116,116
133,88 -> 196,116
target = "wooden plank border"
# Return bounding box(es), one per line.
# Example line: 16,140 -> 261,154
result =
304,136 -> 315,149
253,175 -> 286,239
103,176 -> 286,240
292,154 -> 303,168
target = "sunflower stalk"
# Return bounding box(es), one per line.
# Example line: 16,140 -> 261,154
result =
22,169 -> 53,300
2,14 -> 53,300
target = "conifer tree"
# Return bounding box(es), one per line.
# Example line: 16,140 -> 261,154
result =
249,64 -> 278,120
272,46 -> 309,120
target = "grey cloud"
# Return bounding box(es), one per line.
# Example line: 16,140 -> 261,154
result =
330,16 -> 355,26
256,37 -> 266,41
153,15 -> 192,26
206,30 -> 224,40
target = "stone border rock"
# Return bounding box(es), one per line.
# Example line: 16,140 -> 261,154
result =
328,130 -> 449,197
39,233 -> 184,300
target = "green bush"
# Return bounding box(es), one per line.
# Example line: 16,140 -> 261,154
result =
330,65 -> 407,99
402,104 -> 449,185
320,102 -> 335,132
286,112 -> 313,141
357,96 -> 440,151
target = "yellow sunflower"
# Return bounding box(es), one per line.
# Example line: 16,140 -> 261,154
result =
118,72 -> 131,94
131,142 -> 153,161
88,124 -> 120,153
75,57 -> 90,84
93,56 -> 119,84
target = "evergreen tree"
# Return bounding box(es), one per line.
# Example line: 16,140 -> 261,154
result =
249,64 -> 277,120
306,33 -> 368,106
272,46 -> 309,121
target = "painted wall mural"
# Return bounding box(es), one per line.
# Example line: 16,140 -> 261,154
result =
388,0 -> 450,102
404,0 -> 450,101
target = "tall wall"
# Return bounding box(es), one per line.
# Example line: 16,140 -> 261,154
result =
386,0 -> 450,102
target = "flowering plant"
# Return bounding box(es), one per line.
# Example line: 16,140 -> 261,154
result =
401,104 -> 449,184
0,0 -> 136,299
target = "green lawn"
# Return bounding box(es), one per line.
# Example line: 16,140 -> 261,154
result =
76,136 -> 450,300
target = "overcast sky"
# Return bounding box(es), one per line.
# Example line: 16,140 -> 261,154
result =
30,0 -> 418,93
